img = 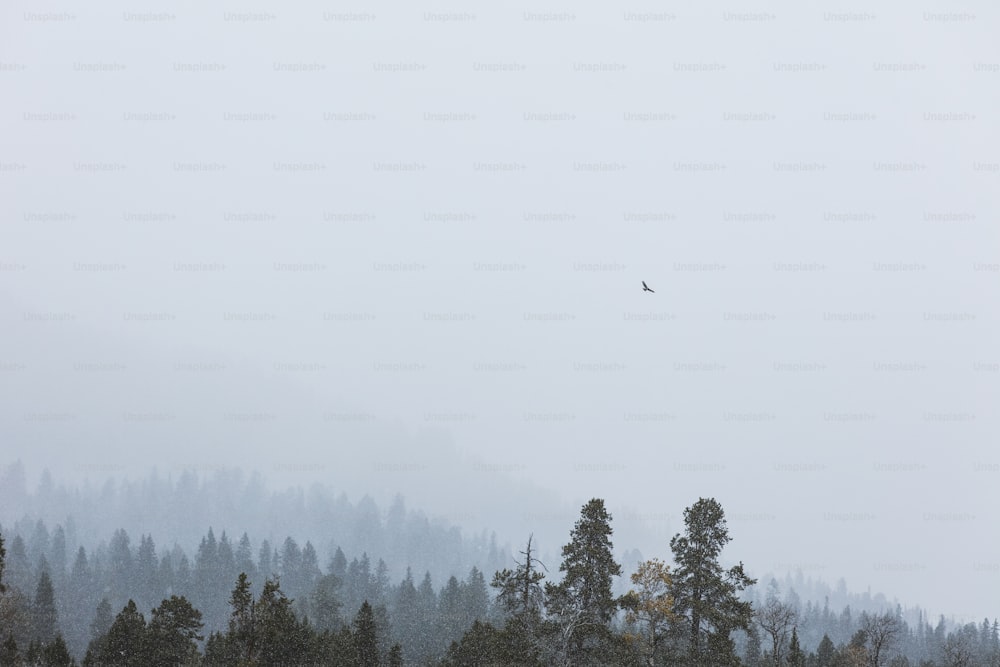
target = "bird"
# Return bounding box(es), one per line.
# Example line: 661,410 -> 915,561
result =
642,281 -> 655,293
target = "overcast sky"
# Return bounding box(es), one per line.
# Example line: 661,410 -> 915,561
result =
2,0 -> 998,623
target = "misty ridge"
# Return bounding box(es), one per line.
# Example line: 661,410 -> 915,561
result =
3,0 -> 998,664
1,463 -> 996,666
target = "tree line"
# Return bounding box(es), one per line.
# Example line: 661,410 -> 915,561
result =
2,497 -> 998,666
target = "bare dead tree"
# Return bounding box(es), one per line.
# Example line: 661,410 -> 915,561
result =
861,611 -> 901,667
757,580 -> 797,667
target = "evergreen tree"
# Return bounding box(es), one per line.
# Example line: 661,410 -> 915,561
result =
136,535 -> 158,608
32,569 -> 59,643
146,595 -> 203,666
27,638 -> 43,665
0,532 -> 6,593
256,577 -> 305,665
90,599 -> 113,644
352,600 -> 379,667
438,576 -> 466,650
669,497 -> 756,667
491,535 -> 547,663
234,533 -> 256,582
372,559 -> 391,608
227,572 -> 256,664
329,547 -> 348,580
82,597 -> 114,663
545,498 -> 623,666
0,636 -> 18,666
301,542 -> 321,588
414,572 -> 438,662
49,527 -> 67,591
440,620 -> 513,667
201,631 -> 230,666
217,532 -> 236,589
744,625 -> 763,667
107,530 -> 134,602
816,633 -> 836,667
279,538 -> 303,597
67,547 -> 95,657
787,626 -> 805,667
461,566 -> 490,628
98,600 -> 147,666
388,642 -> 403,667
41,634 -> 75,666
258,540 -> 274,579
6,535 -> 30,594
310,572 -> 343,631
392,568 -> 420,658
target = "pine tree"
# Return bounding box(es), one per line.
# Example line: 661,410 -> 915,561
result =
441,620 -> 506,667
228,572 -> 256,663
461,566 -> 490,628
788,626 -> 805,667
438,576 -> 466,650
256,577 -> 304,665
492,535 -> 546,622
90,598 -> 113,644
99,600 -> 147,666
217,532 -> 236,591
32,569 -> 59,643
49,527 -> 67,590
669,497 -> 756,667
42,634 -> 75,666
816,633 -> 836,667
146,595 -> 203,666
136,535 -> 158,608
545,498 -> 623,666
388,642 -> 404,667
491,534 -> 547,664
413,572 -> 438,662
6,535 -> 31,594
310,572 -> 343,631
352,600 -> 379,667
107,530 -> 134,602
329,547 -> 348,580
301,542 -> 321,589
392,568 -> 420,658
235,533 -> 256,582
280,538 -> 303,598
258,540 -> 274,579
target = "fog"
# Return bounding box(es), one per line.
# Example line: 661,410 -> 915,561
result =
2,0 -> 998,642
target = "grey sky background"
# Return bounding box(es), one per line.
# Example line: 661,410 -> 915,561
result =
2,1 -> 998,622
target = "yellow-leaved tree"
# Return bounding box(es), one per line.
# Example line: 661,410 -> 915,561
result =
620,557 -> 676,667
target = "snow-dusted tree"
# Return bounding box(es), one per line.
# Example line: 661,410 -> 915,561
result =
545,498 -> 622,666
620,558 -> 675,666
669,497 -> 756,667
757,579 -> 797,667
860,611 -> 901,667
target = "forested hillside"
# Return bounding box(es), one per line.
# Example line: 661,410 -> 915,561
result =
1,482 -> 997,666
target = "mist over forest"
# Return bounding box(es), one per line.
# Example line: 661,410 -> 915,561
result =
1,463 -> 997,666
2,0 -> 998,664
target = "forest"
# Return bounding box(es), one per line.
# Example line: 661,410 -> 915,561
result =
0,469 -> 997,666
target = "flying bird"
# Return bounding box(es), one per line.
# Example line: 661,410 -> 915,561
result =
642,281 -> 655,293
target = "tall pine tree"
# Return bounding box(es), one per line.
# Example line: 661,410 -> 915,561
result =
352,600 -> 380,667
545,498 -> 623,666
669,497 -> 756,667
